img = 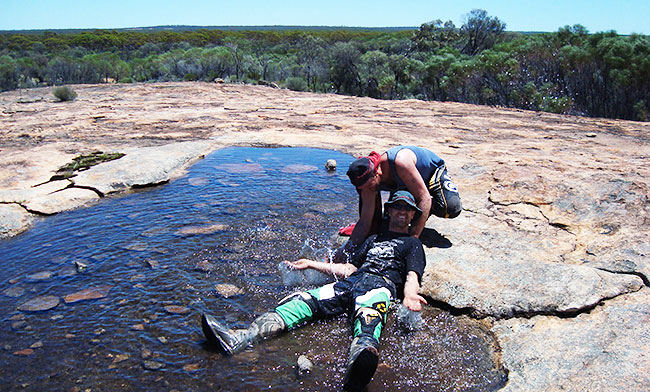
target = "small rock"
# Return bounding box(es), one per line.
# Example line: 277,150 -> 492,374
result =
50,314 -> 64,321
13,348 -> 34,356
11,321 -> 27,330
141,348 -> 152,359
586,132 -> 597,137
145,259 -> 159,269
297,355 -> 313,376
325,159 -> 337,171
18,295 -> 60,312
177,224 -> 229,236
74,261 -> 87,272
143,360 -> 164,370
280,164 -> 318,174
188,177 -> 209,186
214,283 -> 244,298
4,286 -> 25,298
65,333 -> 75,339
183,363 -> 200,372
112,353 -> 130,363
26,271 -> 53,282
131,324 -> 145,331
93,328 -> 106,336
30,341 -> 43,349
164,305 -> 190,314
9,314 -> 25,321
63,285 -> 112,304
194,260 -> 215,272
157,336 -> 168,344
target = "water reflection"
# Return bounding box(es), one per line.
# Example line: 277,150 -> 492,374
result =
0,147 -> 505,391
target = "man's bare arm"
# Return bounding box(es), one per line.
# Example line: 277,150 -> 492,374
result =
285,258 -> 358,279
394,150 -> 431,237
402,271 -> 428,312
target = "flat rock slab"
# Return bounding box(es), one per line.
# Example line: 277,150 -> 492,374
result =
63,285 -> 113,304
73,141 -> 216,195
18,295 -> 60,312
493,288 -> 650,392
0,203 -> 34,238
22,187 -> 100,215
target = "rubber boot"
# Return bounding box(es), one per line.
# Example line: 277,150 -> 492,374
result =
343,307 -> 383,391
342,335 -> 379,392
201,311 -> 286,355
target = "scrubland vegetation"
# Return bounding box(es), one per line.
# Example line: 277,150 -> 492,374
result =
1,9 -> 648,121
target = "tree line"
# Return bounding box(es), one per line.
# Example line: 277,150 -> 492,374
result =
1,9 -> 648,121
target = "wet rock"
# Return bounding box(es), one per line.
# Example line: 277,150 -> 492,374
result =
72,141 -> 215,195
214,283 -> 244,298
30,341 -> 43,349
296,355 -> 313,376
13,348 -> 34,356
280,164 -> 318,174
26,271 -> 53,282
18,295 -> 60,312
164,305 -> 190,314
177,224 -> 228,236
4,286 -> 25,297
216,162 -> 265,174
131,324 -> 145,331
157,336 -> 168,344
11,321 -> 27,330
123,241 -> 148,251
74,261 -> 87,272
183,363 -> 200,372
494,289 -> 650,392
22,187 -> 99,215
0,203 -> 34,238
113,353 -> 130,363
143,360 -> 165,370
194,260 -> 214,272
63,285 -> 113,304
58,265 -> 77,277
325,159 -> 337,171
145,259 -> 159,269
188,177 -> 209,186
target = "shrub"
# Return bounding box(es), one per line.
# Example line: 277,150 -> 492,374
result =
52,86 -> 77,101
285,76 -> 308,92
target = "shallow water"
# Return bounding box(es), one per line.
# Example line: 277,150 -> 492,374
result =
0,147 -> 506,391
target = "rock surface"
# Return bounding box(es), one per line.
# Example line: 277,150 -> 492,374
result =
1,82 -> 649,391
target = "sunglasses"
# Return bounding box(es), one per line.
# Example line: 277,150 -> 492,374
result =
389,203 -> 414,211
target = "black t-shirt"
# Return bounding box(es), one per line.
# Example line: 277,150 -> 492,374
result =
350,231 -> 426,291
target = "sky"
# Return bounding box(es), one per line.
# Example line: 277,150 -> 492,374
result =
1,0 -> 648,35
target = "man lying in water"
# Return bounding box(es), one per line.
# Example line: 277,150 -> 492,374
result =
201,190 -> 427,392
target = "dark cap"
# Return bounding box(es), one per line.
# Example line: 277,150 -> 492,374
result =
347,157 -> 374,187
385,190 -> 422,218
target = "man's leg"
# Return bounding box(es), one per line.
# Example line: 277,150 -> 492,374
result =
201,311 -> 285,355
428,166 -> 462,219
343,283 -> 392,392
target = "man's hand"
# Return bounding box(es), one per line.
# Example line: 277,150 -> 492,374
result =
284,259 -> 313,270
402,294 -> 428,312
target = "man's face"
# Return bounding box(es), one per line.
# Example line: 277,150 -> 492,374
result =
387,202 -> 416,228
356,172 -> 380,192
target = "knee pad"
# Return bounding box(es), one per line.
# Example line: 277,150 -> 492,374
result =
353,307 -> 384,340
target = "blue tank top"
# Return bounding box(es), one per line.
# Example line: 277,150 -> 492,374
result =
384,146 -> 445,190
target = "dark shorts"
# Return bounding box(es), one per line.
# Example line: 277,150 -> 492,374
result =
427,166 -> 462,219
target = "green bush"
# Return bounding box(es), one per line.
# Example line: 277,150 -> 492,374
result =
285,76 -> 308,92
52,86 -> 77,101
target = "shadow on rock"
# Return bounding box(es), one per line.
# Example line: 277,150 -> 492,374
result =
420,228 -> 452,249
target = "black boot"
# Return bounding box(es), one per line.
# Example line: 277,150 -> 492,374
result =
201,311 -> 286,355
343,335 -> 379,392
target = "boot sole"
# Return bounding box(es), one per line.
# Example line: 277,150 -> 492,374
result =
343,347 -> 379,392
201,313 -> 235,355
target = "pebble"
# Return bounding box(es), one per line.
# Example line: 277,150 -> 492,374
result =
145,259 -> 159,269
30,341 -> 43,349
63,285 -> 113,304
143,360 -> 165,370
183,363 -> 200,372
4,286 -> 25,298
74,261 -> 88,272
112,353 -> 130,363
26,271 -> 53,282
297,354 -> 313,375
157,336 -> 168,344
325,159 -> 337,171
164,305 -> 190,315
131,324 -> 145,331
18,295 -> 60,312
214,283 -> 244,298
13,348 -> 34,356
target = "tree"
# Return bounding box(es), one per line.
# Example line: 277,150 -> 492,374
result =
460,9 -> 506,55
328,42 -> 362,95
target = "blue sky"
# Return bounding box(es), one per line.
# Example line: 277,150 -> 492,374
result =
1,0 -> 647,34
